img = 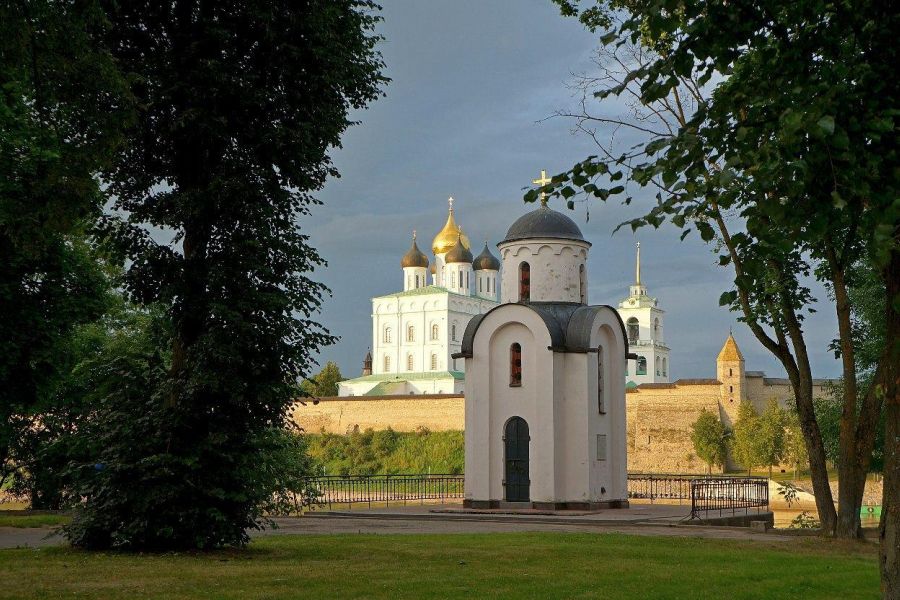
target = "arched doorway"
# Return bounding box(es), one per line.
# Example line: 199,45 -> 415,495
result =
504,417 -> 530,502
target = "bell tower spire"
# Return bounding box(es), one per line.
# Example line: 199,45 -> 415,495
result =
629,242 -> 647,297
635,242 -> 641,285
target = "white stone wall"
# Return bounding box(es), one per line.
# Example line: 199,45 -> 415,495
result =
497,239 -> 590,304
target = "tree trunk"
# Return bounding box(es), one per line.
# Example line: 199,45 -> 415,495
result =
776,274 -> 838,533
827,241 -> 882,540
879,249 -> 899,599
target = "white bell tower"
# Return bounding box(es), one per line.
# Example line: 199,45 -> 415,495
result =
616,243 -> 670,386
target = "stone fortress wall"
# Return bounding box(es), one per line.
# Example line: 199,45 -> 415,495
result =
294,335 -> 833,472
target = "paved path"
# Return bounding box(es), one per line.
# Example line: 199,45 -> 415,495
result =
0,504 -> 791,550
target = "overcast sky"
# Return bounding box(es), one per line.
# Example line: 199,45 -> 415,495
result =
304,0 -> 841,381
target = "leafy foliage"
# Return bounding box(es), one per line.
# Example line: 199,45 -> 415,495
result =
300,361 -> 345,398
67,0 -> 386,550
689,408 -> 728,474
0,0 -> 131,495
306,429 -> 465,476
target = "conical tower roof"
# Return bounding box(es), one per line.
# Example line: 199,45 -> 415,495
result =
717,333 -> 744,362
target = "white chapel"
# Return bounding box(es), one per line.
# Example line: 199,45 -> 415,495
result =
454,196 -> 629,508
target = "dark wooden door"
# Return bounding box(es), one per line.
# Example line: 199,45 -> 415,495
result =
504,417 -> 530,502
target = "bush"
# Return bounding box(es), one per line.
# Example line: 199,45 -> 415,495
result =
306,429 -> 464,475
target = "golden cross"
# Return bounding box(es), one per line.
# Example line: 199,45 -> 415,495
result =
532,169 -> 552,206
448,196 -> 454,212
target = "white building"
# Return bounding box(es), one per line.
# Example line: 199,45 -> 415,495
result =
618,242 -> 670,387
338,200 -> 500,396
454,200 -> 629,508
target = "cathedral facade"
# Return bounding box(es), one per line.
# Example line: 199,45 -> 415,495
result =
338,199 -> 500,396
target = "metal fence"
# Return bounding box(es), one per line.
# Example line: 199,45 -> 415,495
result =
689,476 -> 769,519
301,473 -> 768,516
302,474 -> 464,509
626,473 -> 709,504
627,473 -> 768,516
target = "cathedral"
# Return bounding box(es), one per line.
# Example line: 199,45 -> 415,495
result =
338,174 -> 671,397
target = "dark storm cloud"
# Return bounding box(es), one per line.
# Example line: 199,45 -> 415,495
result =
305,0 -> 841,381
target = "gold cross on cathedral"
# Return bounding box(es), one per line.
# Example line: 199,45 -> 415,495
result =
532,169 -> 552,206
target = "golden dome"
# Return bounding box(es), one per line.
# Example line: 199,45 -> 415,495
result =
432,198 -> 471,255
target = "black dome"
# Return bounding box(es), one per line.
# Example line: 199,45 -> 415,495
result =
502,205 -> 585,243
400,239 -> 429,268
445,235 -> 474,264
472,243 -> 500,271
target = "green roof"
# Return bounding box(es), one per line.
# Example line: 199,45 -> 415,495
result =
342,370 -> 465,384
364,381 -> 409,396
373,285 -> 478,300
374,285 -> 449,299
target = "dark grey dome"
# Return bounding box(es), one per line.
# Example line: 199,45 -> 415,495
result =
445,234 -> 473,264
501,205 -> 585,243
400,238 -> 429,268
472,243 -> 500,271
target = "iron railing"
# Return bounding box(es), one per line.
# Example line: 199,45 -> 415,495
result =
302,474 -> 464,510
627,473 -> 708,505
301,473 -> 768,517
689,476 -> 769,519
627,473 -> 768,517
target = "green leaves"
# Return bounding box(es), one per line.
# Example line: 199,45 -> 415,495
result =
816,115 -> 835,135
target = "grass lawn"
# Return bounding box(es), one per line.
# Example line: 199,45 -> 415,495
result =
0,513 -> 70,528
0,532 -> 879,599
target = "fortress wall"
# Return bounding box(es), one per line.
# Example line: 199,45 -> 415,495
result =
292,395 -> 464,434
626,385 -> 722,473
293,378 -> 834,472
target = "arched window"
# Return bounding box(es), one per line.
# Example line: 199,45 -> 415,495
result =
407,324 -> 415,342
518,262 -> 530,302
636,356 -> 647,375
384,327 -> 392,343
655,356 -> 661,376
431,323 -> 439,341
407,354 -> 414,371
510,343 -> 522,386
627,318 -> 639,342
384,355 -> 391,372
662,357 -> 667,376
451,322 -> 457,341
415,274 -> 420,288
579,264 -> 586,304
597,346 -> 605,414
729,368 -> 733,377
479,277 -> 482,293
654,318 -> 660,338
430,353 -> 437,370
459,271 -> 463,289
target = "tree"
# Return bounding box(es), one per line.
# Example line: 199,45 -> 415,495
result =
783,409 -> 809,480
730,402 -> 764,475
547,5 -> 897,580
690,408 -> 728,474
758,399 -> 786,480
300,361 -> 345,398
67,1 -> 386,550
0,1 -> 131,497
